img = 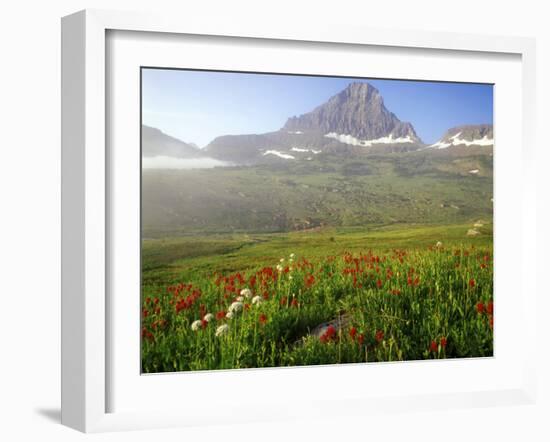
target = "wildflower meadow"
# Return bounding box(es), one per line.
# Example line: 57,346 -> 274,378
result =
141,224 -> 493,372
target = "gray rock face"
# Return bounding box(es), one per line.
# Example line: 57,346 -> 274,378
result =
142,125 -> 201,158
282,82 -> 421,142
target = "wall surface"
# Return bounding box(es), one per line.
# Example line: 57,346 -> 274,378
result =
0,1 -> 548,441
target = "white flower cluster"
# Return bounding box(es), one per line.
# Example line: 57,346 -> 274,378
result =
215,324 -> 229,337
229,301 -> 244,313
240,288 -> 252,299
191,313 -> 215,331
225,300 -> 244,320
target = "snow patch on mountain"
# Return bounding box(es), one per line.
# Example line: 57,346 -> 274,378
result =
324,132 -> 416,147
263,150 -> 295,160
429,132 -> 494,149
291,147 -> 321,154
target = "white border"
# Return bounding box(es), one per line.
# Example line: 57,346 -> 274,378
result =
61,9 -> 537,433
109,29 -> 522,412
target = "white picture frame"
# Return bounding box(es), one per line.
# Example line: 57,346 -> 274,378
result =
61,9 -> 537,433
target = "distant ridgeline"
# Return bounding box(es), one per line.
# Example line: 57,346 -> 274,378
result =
142,82 -> 493,165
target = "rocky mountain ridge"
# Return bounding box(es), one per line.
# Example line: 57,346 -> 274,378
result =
282,82 -> 421,143
142,82 -> 493,164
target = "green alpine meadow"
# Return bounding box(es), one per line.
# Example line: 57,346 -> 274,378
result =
140,72 -> 494,373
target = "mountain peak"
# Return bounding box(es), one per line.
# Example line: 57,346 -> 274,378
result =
348,81 -> 375,89
341,81 -> 381,100
282,81 -> 421,143
142,125 -> 202,158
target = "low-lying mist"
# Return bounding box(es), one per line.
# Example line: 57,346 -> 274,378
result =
142,156 -> 231,170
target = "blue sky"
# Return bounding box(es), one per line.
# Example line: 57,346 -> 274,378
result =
142,69 -> 493,147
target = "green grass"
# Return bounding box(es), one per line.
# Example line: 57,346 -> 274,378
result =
142,151 -> 493,237
141,223 -> 493,372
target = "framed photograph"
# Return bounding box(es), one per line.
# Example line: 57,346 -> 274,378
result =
61,9 -> 537,432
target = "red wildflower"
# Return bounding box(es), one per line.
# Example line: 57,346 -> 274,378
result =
440,337 -> 447,348
349,327 -> 357,340
216,310 -> 226,320
375,330 -> 384,343
320,325 -> 337,343
259,313 -> 267,325
429,340 -> 438,352
487,302 -> 494,315
376,279 -> 382,288
280,296 -> 288,306
326,325 -> 336,338
175,300 -> 186,314
154,297 -> 159,305
391,289 -> 401,296
145,297 -> 151,304
290,298 -> 299,308
469,278 -> 476,288
476,302 -> 485,314
201,319 -> 208,329
141,327 -> 154,341
142,309 -> 149,318
357,334 -> 365,345
305,274 -> 315,288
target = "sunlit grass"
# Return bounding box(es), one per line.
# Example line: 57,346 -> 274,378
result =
141,224 -> 493,372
